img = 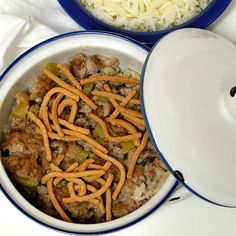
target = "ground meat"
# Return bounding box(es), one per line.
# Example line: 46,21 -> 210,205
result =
95,103 -> 113,118
71,54 -> 98,78
93,81 -> 104,90
134,165 -> 144,177
29,104 -> 40,116
119,87 -> 133,97
110,125 -> 127,136
71,53 -> 87,78
115,178 -> 142,215
65,202 -> 101,223
93,55 -> 119,68
3,155 -> 43,181
92,154 -> 106,165
79,101 -> 92,114
144,162 -> 157,180
54,185 -> 70,203
105,165 -> 120,182
29,74 -> 55,101
108,143 -> 127,160
59,108 -> 71,121
50,140 -> 68,156
102,102 -> 113,117
75,115 -> 87,127
71,54 -> 120,79
112,202 -> 129,218
2,129 -> 43,156
37,185 -> 58,217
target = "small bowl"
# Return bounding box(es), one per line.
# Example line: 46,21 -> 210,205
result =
58,0 -> 232,46
0,31 -> 178,234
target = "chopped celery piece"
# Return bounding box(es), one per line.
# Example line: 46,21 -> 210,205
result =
83,83 -> 94,94
95,125 -> 104,139
3,124 -> 9,135
67,147 -> 90,163
75,151 -> 90,163
108,125 -> 116,136
12,102 -> 29,119
44,62 -> 60,75
15,91 -> 29,106
66,148 -> 80,159
112,199 -> 119,206
81,206 -> 88,216
120,140 -> 134,151
149,150 -> 157,157
96,96 -> 108,104
13,175 -> 39,187
96,208 -> 104,217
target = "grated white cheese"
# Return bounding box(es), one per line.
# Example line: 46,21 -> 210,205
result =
79,0 -> 212,32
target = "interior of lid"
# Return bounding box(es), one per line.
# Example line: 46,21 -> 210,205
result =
142,28 -> 236,207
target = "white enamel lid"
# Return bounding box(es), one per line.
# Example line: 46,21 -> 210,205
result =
141,28 -> 236,207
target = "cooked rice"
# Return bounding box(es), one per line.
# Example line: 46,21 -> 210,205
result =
79,0 -> 212,32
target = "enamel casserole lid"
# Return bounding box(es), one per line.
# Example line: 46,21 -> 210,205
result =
141,28 -> 236,207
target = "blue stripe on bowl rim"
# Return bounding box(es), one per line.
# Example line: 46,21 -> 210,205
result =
140,34 -> 236,209
0,30 -> 179,235
57,0 -> 232,45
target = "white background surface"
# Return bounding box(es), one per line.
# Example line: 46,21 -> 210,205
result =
0,1 -> 236,235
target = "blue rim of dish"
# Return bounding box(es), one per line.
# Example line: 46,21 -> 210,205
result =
0,30 -> 179,234
57,0 -> 232,44
140,35 -> 236,209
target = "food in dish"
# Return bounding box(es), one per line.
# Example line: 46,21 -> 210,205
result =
1,53 -> 169,223
79,0 -> 212,32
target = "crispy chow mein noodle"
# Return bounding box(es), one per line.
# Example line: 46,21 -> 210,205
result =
96,178 -> 112,221
41,170 -> 105,185
57,98 -> 78,123
127,132 -> 149,179
88,112 -> 142,143
48,113 -> 90,135
54,153 -> 65,166
71,179 -> 86,196
116,106 -> 143,119
44,68 -> 97,110
109,118 -> 140,146
74,159 -> 95,172
39,87 -> 79,119
108,90 -> 137,120
91,90 -> 139,105
80,75 -> 140,85
86,184 -> 105,214
92,148 -> 126,200
53,162 -> 79,186
57,64 -> 82,90
123,115 -> 146,131
51,93 -> 64,138
27,111 -> 52,161
47,178 -> 72,223
103,84 -> 119,108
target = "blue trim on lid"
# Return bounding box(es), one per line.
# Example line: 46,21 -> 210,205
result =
0,30 -> 178,234
58,0 -> 232,45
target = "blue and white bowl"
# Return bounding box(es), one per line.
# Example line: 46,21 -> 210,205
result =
58,0 -> 232,46
0,31 -> 178,235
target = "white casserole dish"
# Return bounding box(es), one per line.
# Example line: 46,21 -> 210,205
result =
0,31 -> 178,234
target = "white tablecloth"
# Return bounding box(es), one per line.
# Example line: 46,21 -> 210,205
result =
0,1 -> 236,235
